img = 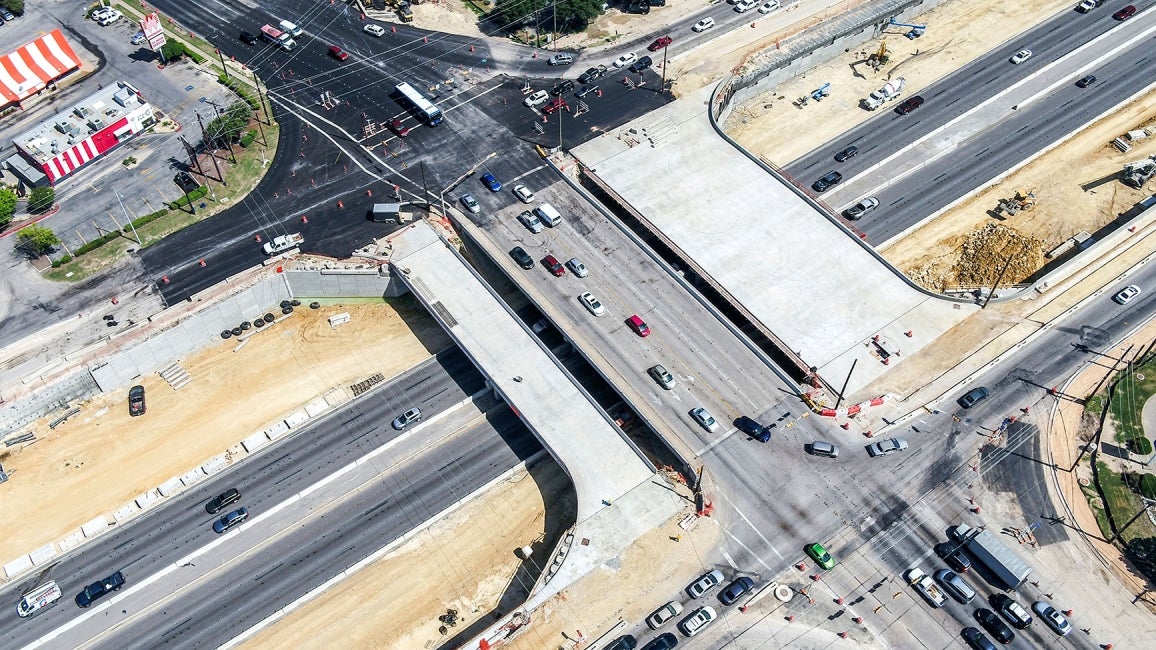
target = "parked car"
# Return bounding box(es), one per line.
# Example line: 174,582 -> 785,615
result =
1075,74 -> 1097,88
460,194 -> 480,214
648,364 -> 677,390
576,84 -> 599,99
579,292 -> 606,316
868,437 -> 909,457
648,36 -> 673,51
127,385 -> 146,416
390,118 -> 410,137
604,635 -> 636,650
734,0 -> 759,12
844,197 -> 879,220
896,95 -> 925,114
131,31 -> 147,45
808,440 -> 839,458
1113,284 -> 1141,304
240,31 -> 259,45
328,45 -> 349,61
1112,4 -> 1136,20
628,56 -> 653,73
481,172 -> 502,192
566,258 -> 588,277
626,314 -> 650,337
364,24 -> 386,37
0,8 -> 15,21
693,17 -> 716,32
613,53 -> 638,68
1009,49 -> 1032,64
1032,600 -> 1072,635
542,254 -> 566,276
640,633 -> 678,650
934,542 -> 973,572
547,52 -> 574,66
205,488 -> 241,514
690,407 -> 720,432
805,542 -> 835,569
734,416 -> 771,442
517,211 -> 543,234
991,594 -> 1033,629
686,569 -> 724,598
961,627 -> 997,650
523,90 -> 550,107
933,569 -> 976,604
812,171 -> 843,192
391,407 -> 422,430
975,607 -> 1015,643
758,0 -> 781,12
834,145 -> 858,162
957,386 -> 990,408
551,79 -> 575,96
542,97 -> 568,114
578,65 -> 607,84
513,184 -> 535,203
718,576 -> 755,605
74,571 -> 125,608
213,507 -> 250,534
679,606 -> 717,636
510,247 -> 535,270
646,601 -> 684,629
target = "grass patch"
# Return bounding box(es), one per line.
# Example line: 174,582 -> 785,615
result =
1084,393 -> 1107,416
1093,461 -> 1156,544
1107,360 -> 1156,445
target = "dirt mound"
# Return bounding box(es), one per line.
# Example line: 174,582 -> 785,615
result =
904,223 -> 1043,291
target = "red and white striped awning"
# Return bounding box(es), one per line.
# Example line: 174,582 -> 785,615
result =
0,29 -> 82,106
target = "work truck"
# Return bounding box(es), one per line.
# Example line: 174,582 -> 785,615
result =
904,567 -> 947,607
951,523 -> 1032,590
260,24 -> 296,51
863,77 -> 905,110
262,233 -> 303,255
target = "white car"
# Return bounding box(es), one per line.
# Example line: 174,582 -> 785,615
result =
1032,601 -> 1072,636
613,53 -> 638,68
98,10 -> 123,26
686,569 -> 724,598
690,407 -> 719,432
363,24 -> 386,37
758,0 -> 781,13
517,211 -> 543,234
579,292 -> 605,316
693,17 -> 716,32
679,606 -> 717,637
566,258 -> 588,278
512,184 -> 535,203
91,7 -> 114,20
646,601 -> 683,629
523,90 -> 550,107
1009,49 -> 1032,64
1113,284 -> 1141,304
734,0 -> 759,12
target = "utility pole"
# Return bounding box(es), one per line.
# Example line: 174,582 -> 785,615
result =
982,246 -> 1019,308
217,48 -> 229,81
114,189 -> 141,245
660,44 -> 669,94
195,112 -> 225,185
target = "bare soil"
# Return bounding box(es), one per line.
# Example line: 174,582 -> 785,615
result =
0,302 -> 449,563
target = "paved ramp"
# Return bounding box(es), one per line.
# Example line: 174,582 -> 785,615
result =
572,86 -> 975,394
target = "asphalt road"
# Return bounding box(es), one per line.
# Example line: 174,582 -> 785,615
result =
784,1 -> 1156,244
0,349 -> 545,649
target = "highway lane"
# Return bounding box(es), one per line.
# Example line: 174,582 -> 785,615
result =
0,349 -> 524,648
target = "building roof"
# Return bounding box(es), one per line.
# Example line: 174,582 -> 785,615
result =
13,81 -> 147,165
0,29 -> 83,106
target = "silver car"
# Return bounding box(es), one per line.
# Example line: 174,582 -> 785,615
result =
517,211 -> 543,234
868,437 -> 908,457
690,407 -> 719,432
391,407 -> 422,430
566,258 -> 588,277
646,601 -> 683,629
648,364 -> 677,390
460,194 -> 480,214
844,197 -> 879,220
686,569 -> 724,598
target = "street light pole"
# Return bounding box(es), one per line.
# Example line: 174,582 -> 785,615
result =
661,45 -> 668,94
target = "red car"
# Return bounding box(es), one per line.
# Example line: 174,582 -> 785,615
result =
627,314 -> 650,337
1113,4 -> 1136,19
390,118 -> 410,137
542,97 -> 568,115
895,95 -> 925,114
648,36 -> 673,52
328,45 -> 349,61
542,255 -> 566,276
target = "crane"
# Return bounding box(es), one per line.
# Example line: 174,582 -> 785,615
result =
888,18 -> 926,39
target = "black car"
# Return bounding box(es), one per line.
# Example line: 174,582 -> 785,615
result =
957,386 -> 990,409
205,487 -> 242,514
991,593 -> 1033,629
834,145 -> 858,162
1075,74 -> 1097,88
75,571 -> 125,608
961,627 -> 997,650
605,635 -> 637,650
975,607 -> 1015,643
641,632 -> 678,650
128,385 -> 146,416
510,246 -> 535,270
174,171 -> 200,193
551,80 -> 575,96
812,171 -> 843,192
718,576 -> 755,604
628,55 -> 653,73
734,416 -> 771,443
934,542 -> 972,572
578,66 -> 606,84
896,95 -> 925,114
213,507 -> 250,534
239,31 -> 258,45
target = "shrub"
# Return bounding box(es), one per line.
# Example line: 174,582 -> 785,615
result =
217,75 -> 260,112
128,209 -> 169,230
28,186 -> 55,214
239,130 -> 256,148
1140,473 -> 1156,500
0,186 -> 16,228
5,0 -> 25,16
1135,437 -> 1154,456
167,185 -> 209,209
160,41 -> 188,62
51,254 -> 72,268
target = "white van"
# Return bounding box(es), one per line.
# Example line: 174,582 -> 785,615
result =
17,581 -> 62,617
534,203 -> 562,227
278,20 -> 304,37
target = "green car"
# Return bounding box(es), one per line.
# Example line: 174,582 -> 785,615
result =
806,543 -> 836,570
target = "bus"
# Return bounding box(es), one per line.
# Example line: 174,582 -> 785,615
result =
395,82 -> 443,127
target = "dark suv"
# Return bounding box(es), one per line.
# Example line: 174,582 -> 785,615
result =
628,56 -> 653,73
935,542 -> 973,572
510,246 -> 535,270
812,171 -> 842,192
75,571 -> 125,608
896,95 -> 925,114
734,416 -> 771,442
974,607 -> 1015,643
578,66 -> 606,84
206,487 -> 242,514
551,80 -> 575,96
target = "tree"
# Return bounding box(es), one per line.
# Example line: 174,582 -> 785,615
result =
1140,473 -> 1156,500
17,225 -> 59,257
160,41 -> 188,62
203,101 -> 251,148
494,0 -> 603,36
27,186 -> 55,214
3,0 -> 25,16
0,187 -> 16,229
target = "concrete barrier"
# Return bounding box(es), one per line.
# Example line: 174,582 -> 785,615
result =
134,490 -> 161,510
180,468 -> 206,487
29,543 -> 56,566
58,531 -> 85,552
157,476 -> 185,497
81,516 -> 110,538
284,410 -> 309,428
304,397 -> 328,418
113,502 -> 140,523
265,420 -> 291,440
4,555 -> 33,579
241,431 -> 270,454
201,455 -> 228,475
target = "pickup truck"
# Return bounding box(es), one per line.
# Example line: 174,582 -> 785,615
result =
262,233 -> 304,255
905,567 -> 946,608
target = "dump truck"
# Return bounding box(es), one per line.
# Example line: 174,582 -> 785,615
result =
904,567 -> 946,607
262,233 -> 303,255
260,24 -> 296,51
863,77 -> 905,110
1122,156 -> 1156,189
950,523 -> 1032,590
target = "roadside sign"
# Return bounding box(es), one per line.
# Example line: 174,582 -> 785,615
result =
139,12 -> 167,51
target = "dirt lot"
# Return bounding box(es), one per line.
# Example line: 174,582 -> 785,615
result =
0,301 -> 448,563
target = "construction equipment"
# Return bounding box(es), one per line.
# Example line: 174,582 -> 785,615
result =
867,41 -> 889,71
810,82 -> 831,102
395,0 -> 414,23
862,77 -> 905,110
1122,155 -> 1156,188
889,18 -> 926,39
993,187 -> 1038,216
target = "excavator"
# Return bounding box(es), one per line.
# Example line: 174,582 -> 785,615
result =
867,41 -> 889,71
993,187 -> 1038,217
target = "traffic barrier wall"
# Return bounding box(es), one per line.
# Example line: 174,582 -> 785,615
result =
241,431 -> 270,454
